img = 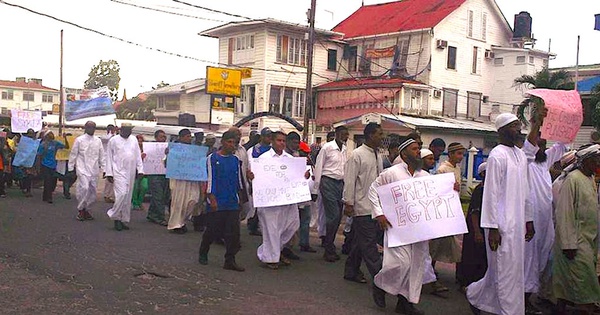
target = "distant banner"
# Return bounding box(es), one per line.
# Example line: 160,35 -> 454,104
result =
527,89 -> 583,143
55,135 -> 76,161
10,109 -> 42,133
365,46 -> 396,58
12,136 -> 41,168
142,142 -> 168,175
375,173 -> 467,247
251,157 -> 311,208
65,97 -> 115,121
165,143 -> 208,181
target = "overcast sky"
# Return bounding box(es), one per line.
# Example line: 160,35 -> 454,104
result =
0,0 -> 598,97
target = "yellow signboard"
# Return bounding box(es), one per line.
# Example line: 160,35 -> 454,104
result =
241,68 -> 252,79
206,66 -> 242,97
52,103 -> 60,114
55,135 -> 76,161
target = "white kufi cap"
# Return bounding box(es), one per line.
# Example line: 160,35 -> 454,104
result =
420,148 -> 433,158
494,113 -> 518,131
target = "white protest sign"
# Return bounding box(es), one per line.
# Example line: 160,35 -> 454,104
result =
375,173 -> 467,247
10,109 -> 42,133
142,142 -> 168,175
251,156 -> 311,208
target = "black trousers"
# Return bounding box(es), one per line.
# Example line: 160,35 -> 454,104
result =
199,210 -> 241,263
344,215 -> 383,279
0,171 -> 5,195
320,176 -> 344,256
41,166 -> 57,201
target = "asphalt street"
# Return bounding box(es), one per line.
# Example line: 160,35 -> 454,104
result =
0,182 -> 477,314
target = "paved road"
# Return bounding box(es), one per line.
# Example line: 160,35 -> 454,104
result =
0,183 -> 476,314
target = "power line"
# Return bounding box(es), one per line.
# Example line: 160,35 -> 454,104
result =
110,0 -> 227,22
171,0 -> 252,20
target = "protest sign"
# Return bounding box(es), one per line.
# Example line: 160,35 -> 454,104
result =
55,135 -> 76,161
375,173 -> 467,247
526,89 -> 583,143
251,157 -> 311,208
10,109 -> 42,133
142,142 -> 168,175
165,143 -> 208,181
12,136 -> 41,168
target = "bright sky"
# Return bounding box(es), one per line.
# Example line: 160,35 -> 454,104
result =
0,0 -> 598,97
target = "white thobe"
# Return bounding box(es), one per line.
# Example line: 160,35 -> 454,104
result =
168,179 -> 200,229
467,145 -> 533,315
105,136 -> 144,223
368,162 -> 430,304
101,133 -> 115,199
68,134 -> 105,211
522,140 -> 566,293
255,149 -> 301,263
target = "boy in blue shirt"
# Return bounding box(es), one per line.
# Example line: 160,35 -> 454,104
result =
199,130 -> 244,272
37,131 -> 68,203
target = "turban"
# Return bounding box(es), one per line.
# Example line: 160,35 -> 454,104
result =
494,113 -> 518,130
576,144 -> 600,161
560,150 -> 577,168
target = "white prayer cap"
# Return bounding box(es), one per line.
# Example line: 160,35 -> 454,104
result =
420,148 -> 433,158
494,113 -> 519,131
576,144 -> 600,160
477,162 -> 487,175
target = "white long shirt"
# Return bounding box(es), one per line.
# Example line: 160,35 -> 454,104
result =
467,144 -> 532,315
68,134 -> 105,177
312,140 -> 347,194
105,135 -> 144,179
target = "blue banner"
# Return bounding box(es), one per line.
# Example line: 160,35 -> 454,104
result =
595,14 -> 600,31
65,97 -> 115,121
12,137 -> 40,168
165,143 -> 208,181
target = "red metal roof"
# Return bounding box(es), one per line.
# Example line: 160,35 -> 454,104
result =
316,76 -> 424,90
333,0 -> 466,39
0,80 -> 59,92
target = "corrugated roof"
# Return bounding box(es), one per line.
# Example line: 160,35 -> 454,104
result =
200,18 -> 342,38
333,0 -> 466,39
145,79 -> 206,95
0,80 -> 58,92
577,75 -> 600,93
316,76 -> 424,90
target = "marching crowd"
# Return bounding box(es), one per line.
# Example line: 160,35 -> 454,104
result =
1,106 -> 600,315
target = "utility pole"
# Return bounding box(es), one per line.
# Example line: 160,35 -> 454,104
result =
575,35 -> 580,91
303,0 -> 317,142
59,29 -> 64,135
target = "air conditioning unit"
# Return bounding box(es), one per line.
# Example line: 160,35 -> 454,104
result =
436,39 -> 448,49
433,90 -> 442,98
485,50 -> 495,59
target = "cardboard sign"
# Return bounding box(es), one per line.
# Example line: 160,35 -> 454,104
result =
375,173 -> 467,247
526,89 -> 583,143
165,143 -> 208,181
10,109 -> 42,133
251,157 -> 311,208
142,142 -> 168,175
55,135 -> 76,161
12,136 -> 41,168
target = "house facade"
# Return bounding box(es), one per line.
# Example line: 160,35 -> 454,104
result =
146,79 -> 212,127
0,77 -> 59,114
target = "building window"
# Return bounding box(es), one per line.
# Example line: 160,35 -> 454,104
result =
269,85 -> 306,118
42,94 -> 53,103
157,95 -> 180,110
467,10 -> 474,37
23,92 -> 34,102
481,12 -> 487,41
529,56 -> 535,64
467,91 -> 482,119
1,90 -> 13,100
516,55 -> 526,63
472,47 -> 481,74
347,46 -> 358,72
276,34 -> 307,66
447,46 -> 457,70
494,57 -> 504,65
327,49 -> 337,71
234,34 -> 254,51
443,89 -> 458,118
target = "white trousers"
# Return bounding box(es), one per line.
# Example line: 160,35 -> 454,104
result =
257,204 -> 300,263
76,173 -> 98,211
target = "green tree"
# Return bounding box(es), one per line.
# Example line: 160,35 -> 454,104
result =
590,83 -> 600,131
513,67 -> 574,125
84,60 -> 121,101
115,96 -> 157,120
153,81 -> 170,90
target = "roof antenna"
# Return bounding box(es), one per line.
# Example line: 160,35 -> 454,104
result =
361,0 -> 364,6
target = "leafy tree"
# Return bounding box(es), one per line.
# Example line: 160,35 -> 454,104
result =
513,67 -> 574,125
590,84 -> 600,131
84,60 -> 121,101
153,81 -> 170,90
115,96 -> 156,120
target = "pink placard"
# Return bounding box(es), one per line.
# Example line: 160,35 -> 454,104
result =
527,89 -> 583,143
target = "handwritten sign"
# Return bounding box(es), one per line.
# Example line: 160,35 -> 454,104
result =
527,89 -> 583,143
12,136 -> 41,168
10,109 -> 42,133
143,142 -> 168,175
251,157 -> 311,208
375,173 -> 467,247
55,135 -> 76,161
165,143 -> 208,181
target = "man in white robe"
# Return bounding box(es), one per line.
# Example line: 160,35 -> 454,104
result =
467,112 -> 542,315
68,121 -> 105,221
167,129 -> 201,234
105,123 -> 144,231
368,137 -> 429,314
101,124 -> 116,203
522,133 -> 566,307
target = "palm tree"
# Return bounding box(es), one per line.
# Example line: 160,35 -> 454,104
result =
513,67 -> 574,125
590,83 -> 600,131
